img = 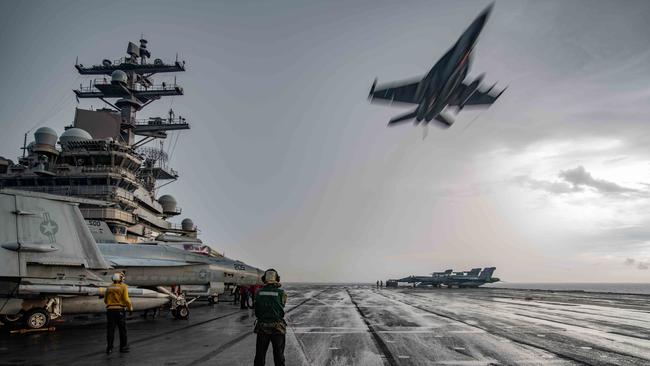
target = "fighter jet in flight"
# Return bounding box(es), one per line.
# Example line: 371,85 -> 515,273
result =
368,4 -> 505,127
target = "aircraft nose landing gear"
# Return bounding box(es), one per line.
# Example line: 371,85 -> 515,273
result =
172,304 -> 189,320
157,287 -> 195,320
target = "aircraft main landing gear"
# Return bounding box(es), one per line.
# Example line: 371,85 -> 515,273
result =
23,308 -> 50,330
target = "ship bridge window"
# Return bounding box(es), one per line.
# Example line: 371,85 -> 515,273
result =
90,178 -> 105,185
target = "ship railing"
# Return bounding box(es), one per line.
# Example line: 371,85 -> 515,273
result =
169,223 -> 197,232
80,166 -> 138,180
133,116 -> 188,126
79,207 -> 136,224
20,185 -> 135,201
77,79 -> 181,93
84,57 -> 181,70
130,82 -> 182,92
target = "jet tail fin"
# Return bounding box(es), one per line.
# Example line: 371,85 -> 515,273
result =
478,267 -> 496,280
388,110 -> 417,126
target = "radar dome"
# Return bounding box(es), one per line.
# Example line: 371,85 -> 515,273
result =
59,128 -> 92,144
181,218 -> 195,231
158,195 -> 178,213
111,70 -> 128,85
34,127 -> 58,146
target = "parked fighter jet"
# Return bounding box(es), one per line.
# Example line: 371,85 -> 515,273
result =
387,267 -> 499,288
98,242 -> 263,318
368,4 -> 504,127
0,189 -> 168,329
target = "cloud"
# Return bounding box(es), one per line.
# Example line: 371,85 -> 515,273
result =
515,166 -> 641,197
513,175 -> 579,194
623,257 -> 650,270
559,166 -> 638,194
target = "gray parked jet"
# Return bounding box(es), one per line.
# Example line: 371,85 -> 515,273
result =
0,189 -> 169,329
0,189 -> 263,328
97,242 -> 263,318
368,4 -> 504,127
387,267 -> 499,288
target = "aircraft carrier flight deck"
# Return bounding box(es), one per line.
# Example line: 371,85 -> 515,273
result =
2,284 -> 649,366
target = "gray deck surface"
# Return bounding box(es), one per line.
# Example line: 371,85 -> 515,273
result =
2,284 -> 650,365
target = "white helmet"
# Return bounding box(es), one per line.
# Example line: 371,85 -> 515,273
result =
111,273 -> 123,282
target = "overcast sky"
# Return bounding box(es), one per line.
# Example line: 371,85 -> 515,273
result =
1,0 -> 649,282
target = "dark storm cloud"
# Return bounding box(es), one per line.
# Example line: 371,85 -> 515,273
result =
516,166 -> 640,196
559,166 -> 638,194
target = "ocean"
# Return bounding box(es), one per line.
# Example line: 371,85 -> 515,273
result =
485,282 -> 650,295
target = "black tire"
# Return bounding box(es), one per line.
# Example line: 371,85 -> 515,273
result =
172,305 -> 189,320
23,308 -> 50,329
207,296 -> 215,305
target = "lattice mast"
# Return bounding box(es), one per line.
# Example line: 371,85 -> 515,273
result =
74,39 -> 189,146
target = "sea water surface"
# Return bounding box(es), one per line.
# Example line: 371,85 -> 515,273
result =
485,282 -> 650,295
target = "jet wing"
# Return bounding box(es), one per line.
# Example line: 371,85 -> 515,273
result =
369,78 -> 421,105
453,83 -> 505,107
105,256 -> 192,267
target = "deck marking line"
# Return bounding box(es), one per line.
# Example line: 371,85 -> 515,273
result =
346,288 -> 399,366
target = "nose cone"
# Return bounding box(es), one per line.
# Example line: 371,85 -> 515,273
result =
461,3 -> 493,46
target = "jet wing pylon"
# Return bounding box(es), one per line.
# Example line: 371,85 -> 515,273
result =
369,78 -> 421,105
104,256 -> 193,267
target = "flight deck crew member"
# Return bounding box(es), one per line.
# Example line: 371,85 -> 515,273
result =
104,272 -> 133,354
240,285 -> 249,309
254,269 -> 287,366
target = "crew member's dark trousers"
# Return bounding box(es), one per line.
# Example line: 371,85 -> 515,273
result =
240,293 -> 248,309
254,332 -> 285,366
106,310 -> 127,350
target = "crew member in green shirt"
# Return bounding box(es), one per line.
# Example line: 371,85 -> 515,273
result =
253,268 -> 287,366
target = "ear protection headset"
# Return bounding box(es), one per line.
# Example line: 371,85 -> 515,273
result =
261,268 -> 280,283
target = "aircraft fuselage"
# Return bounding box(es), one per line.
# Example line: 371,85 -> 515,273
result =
415,7 -> 490,123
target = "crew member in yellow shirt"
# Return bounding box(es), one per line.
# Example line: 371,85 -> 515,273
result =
104,272 -> 133,354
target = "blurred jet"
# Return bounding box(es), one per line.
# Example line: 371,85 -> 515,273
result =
368,4 -> 505,128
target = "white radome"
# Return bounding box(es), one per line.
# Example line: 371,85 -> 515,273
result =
59,128 -> 92,144
111,70 -> 128,85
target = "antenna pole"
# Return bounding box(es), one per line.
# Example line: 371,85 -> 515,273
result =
22,132 -> 29,158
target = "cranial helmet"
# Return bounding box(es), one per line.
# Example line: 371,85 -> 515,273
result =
112,272 -> 124,282
262,268 -> 280,284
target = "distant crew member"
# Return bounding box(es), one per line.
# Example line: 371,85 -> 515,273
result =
250,284 -> 263,309
254,269 -> 287,366
376,280 -> 380,289
240,285 -> 249,309
380,280 -> 383,289
104,272 -> 133,354
233,285 -> 241,305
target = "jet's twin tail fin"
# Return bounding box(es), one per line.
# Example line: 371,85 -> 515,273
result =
478,267 -> 496,280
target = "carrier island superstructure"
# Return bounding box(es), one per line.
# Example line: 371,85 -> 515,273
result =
0,39 -> 198,246
0,40 -> 261,310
